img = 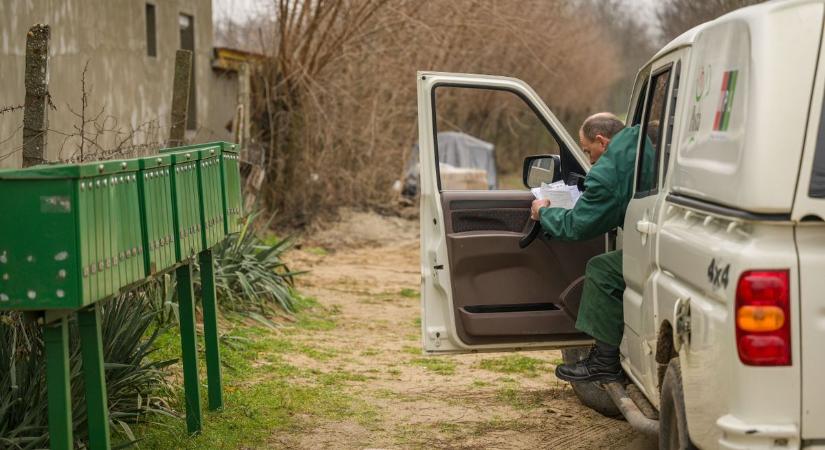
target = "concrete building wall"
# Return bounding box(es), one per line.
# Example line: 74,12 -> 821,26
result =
0,0 -> 236,168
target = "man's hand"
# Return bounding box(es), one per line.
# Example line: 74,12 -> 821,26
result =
531,199 -> 551,221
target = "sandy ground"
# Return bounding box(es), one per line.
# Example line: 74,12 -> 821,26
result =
272,209 -> 657,449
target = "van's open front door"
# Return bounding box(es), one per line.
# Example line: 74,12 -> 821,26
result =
417,72 -> 603,353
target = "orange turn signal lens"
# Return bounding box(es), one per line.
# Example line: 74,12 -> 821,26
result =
737,305 -> 785,332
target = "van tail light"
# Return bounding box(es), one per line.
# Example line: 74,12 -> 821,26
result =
735,270 -> 791,366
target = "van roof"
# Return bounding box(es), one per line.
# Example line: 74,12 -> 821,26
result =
653,0 -> 820,61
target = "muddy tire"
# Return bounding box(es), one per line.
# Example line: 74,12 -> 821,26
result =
659,358 -> 696,450
560,347 -> 622,418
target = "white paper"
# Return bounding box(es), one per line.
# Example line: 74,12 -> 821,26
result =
531,181 -> 581,210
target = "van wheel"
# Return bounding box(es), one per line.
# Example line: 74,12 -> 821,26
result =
560,347 -> 621,418
659,358 -> 696,450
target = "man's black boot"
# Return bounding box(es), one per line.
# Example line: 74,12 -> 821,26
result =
555,340 -> 624,383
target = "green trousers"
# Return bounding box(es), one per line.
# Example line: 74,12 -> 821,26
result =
575,250 -> 625,347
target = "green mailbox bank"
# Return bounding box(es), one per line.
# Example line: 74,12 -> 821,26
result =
0,142 -> 243,450
0,159 -> 144,310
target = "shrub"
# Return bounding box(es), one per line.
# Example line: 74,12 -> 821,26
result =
206,211 -> 300,316
0,287 -> 175,448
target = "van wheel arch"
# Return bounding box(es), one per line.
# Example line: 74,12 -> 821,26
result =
655,321 -> 677,391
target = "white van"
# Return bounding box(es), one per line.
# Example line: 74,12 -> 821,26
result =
416,1 -> 825,448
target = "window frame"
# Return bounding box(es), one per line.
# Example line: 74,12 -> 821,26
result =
145,3 -> 157,58
634,63 -> 673,199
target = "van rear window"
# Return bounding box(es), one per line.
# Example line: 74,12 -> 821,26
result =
812,100 -> 825,197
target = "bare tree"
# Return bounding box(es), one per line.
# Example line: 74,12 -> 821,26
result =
235,0 -> 634,227
657,0 -> 766,44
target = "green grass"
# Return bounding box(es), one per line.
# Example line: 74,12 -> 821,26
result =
305,246 -> 329,256
496,387 -> 545,410
400,288 -> 419,298
478,354 -> 547,378
401,345 -> 421,355
410,357 -> 456,375
130,293 -> 371,448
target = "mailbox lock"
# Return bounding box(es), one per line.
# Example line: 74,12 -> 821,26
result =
121,162 -> 127,169
98,164 -> 105,173
157,158 -> 163,164
185,153 -> 191,159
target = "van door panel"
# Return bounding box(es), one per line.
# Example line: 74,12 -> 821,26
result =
441,191 -> 601,345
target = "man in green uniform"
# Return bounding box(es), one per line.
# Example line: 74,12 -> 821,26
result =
529,112 -> 643,382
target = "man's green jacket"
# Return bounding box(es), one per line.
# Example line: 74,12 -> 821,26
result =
539,125 -> 644,240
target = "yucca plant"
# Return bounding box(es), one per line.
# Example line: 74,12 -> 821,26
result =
0,285 -> 175,449
205,211 -> 301,316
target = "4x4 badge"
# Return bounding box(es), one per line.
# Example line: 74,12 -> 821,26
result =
707,258 -> 730,289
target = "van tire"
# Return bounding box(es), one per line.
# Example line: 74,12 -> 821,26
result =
659,358 -> 696,450
560,347 -> 621,418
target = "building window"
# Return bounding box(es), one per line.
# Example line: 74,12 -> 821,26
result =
179,14 -> 196,130
145,3 -> 157,57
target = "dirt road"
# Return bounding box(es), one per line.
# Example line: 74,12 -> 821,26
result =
272,210 -> 656,449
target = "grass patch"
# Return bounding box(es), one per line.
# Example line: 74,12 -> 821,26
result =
410,357 -> 456,375
305,246 -> 329,256
478,354 -> 547,377
131,296 -> 373,448
401,345 -> 420,355
496,387 -> 546,410
550,357 -> 565,366
471,380 -> 491,388
296,344 -> 337,361
400,288 -> 419,298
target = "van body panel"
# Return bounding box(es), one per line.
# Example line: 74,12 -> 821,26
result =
796,225 -> 825,439
670,1 -> 823,214
658,206 -> 801,449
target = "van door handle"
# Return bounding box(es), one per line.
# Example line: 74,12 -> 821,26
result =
636,220 -> 657,235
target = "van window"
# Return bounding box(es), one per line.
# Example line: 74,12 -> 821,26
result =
631,77 -> 648,127
431,86 -> 563,191
662,61 -> 681,183
811,92 -> 825,197
636,65 -> 672,197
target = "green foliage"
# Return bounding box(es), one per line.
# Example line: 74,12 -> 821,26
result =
0,291 -> 174,449
207,212 -> 301,315
399,288 -> 418,298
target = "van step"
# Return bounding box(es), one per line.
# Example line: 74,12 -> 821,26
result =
603,382 -> 659,437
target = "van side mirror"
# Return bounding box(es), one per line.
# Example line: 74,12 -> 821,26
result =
522,155 -> 561,188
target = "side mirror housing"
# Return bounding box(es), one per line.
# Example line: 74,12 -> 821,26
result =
522,154 -> 561,188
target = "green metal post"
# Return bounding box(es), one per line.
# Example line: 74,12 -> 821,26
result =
176,262 -> 202,434
78,304 -> 111,450
199,249 -> 223,410
44,316 -> 73,450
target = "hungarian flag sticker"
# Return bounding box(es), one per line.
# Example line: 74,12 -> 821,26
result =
713,70 -> 739,131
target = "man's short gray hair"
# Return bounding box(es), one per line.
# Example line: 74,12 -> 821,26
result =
580,112 -> 625,141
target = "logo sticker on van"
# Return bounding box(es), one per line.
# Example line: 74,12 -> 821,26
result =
713,70 -> 739,132
688,65 -> 711,134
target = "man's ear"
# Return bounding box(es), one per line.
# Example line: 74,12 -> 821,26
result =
595,134 -> 610,148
